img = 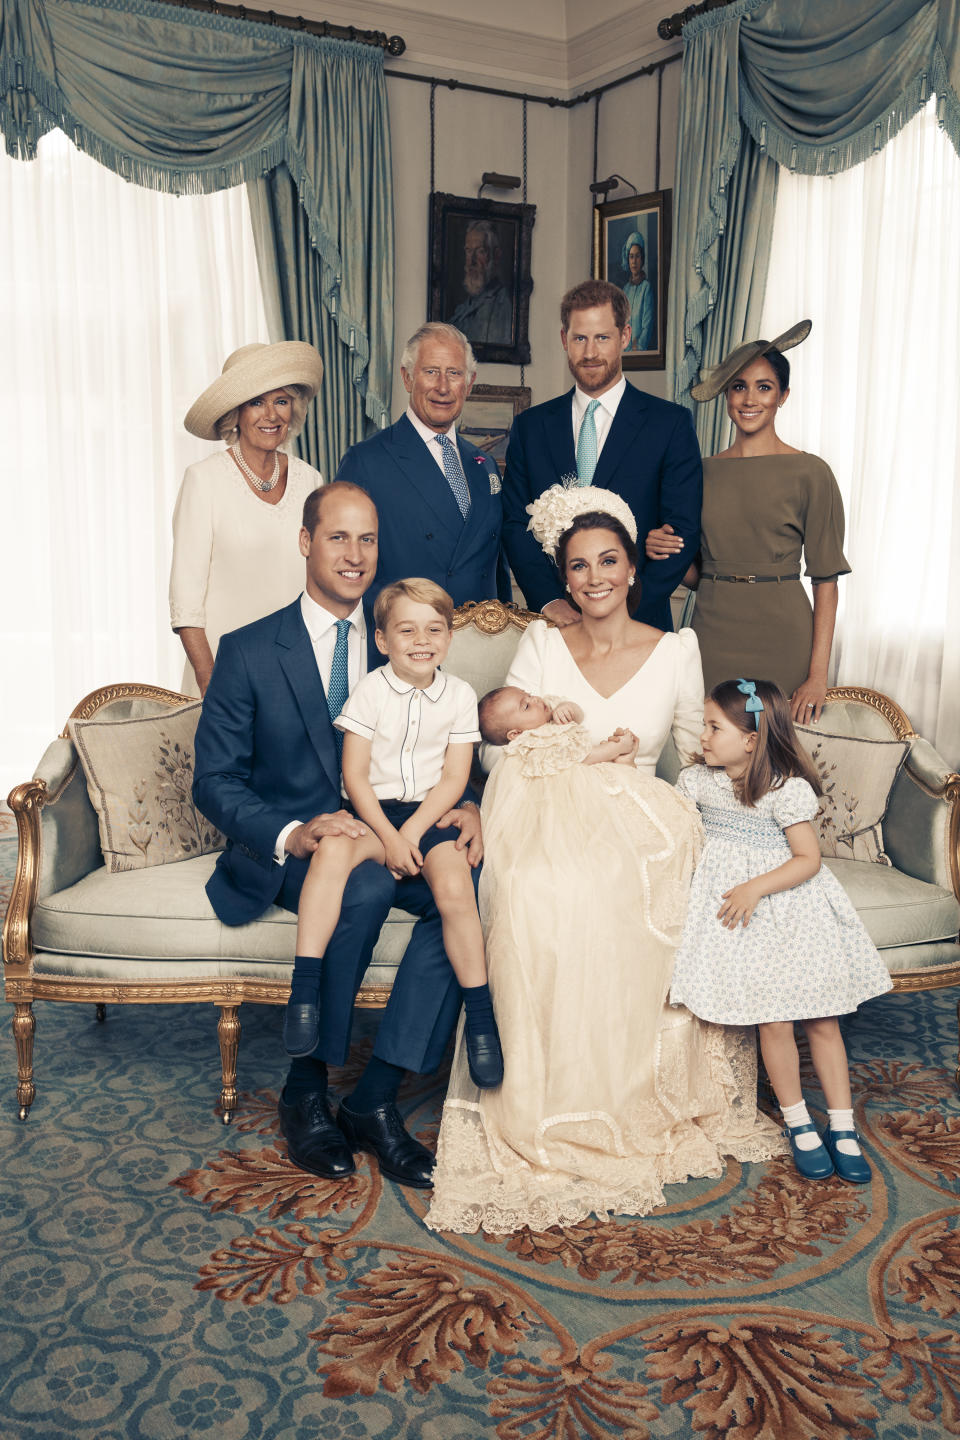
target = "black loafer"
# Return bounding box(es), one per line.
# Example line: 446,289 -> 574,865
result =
466,1027 -> 504,1089
283,1001 -> 320,1057
278,1090 -> 355,1179
336,1101 -> 435,1189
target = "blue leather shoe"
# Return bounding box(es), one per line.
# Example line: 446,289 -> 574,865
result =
785,1123 -> 834,1180
283,1001 -> 320,1057
823,1127 -> 872,1184
466,1027 -> 504,1089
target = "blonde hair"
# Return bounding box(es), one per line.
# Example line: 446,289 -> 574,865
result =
374,578 -> 454,631
216,383 -> 312,447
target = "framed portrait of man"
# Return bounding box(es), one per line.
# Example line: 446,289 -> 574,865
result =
428,193 -> 536,365
592,190 -> 671,370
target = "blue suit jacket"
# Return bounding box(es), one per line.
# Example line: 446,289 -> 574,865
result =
335,414 -> 512,614
193,600 -> 343,926
502,384 -> 702,631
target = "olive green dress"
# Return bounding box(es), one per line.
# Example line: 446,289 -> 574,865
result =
691,453 -> 850,697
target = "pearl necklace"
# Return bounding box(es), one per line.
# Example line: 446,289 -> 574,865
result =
231,443 -> 280,492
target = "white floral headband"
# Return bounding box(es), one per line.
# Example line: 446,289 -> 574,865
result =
526,484 -> 639,559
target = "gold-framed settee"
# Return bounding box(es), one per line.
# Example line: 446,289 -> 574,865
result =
4,599 -> 960,1122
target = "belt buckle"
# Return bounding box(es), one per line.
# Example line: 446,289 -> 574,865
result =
733,574 -> 756,583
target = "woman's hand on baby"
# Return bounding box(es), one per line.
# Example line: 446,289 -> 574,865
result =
717,879 -> 765,928
385,828 -> 423,878
613,731 -> 639,763
645,522 -> 684,560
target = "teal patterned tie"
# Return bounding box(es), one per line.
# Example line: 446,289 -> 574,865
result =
326,618 -> 351,760
576,398 -> 600,486
436,433 -> 472,518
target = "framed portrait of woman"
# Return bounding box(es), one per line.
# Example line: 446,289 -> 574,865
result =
592,190 -> 671,370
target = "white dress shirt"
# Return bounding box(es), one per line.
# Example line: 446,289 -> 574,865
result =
273,592 -> 367,862
336,663 -> 480,802
571,375 -> 627,460
406,404 -> 467,483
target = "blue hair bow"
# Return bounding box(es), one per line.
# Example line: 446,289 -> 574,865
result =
736,678 -> 764,729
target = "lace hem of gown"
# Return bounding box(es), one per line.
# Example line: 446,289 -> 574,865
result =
425,1023 -> 786,1235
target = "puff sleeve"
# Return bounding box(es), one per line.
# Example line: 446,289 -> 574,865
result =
671,629 -> 706,768
770,776 -> 820,830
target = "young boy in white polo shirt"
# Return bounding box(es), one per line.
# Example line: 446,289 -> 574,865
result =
287,577 -> 503,1089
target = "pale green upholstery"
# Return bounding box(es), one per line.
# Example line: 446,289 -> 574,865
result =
5,606 -> 959,1120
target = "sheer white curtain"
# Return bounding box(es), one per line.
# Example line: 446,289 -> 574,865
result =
760,98 -> 960,765
0,131 -> 269,798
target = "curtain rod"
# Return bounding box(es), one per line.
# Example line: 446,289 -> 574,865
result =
657,0 -> 740,41
160,0 -> 406,54
384,52 -> 681,111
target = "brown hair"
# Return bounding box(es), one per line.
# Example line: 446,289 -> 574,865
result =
703,678 -> 822,807
301,481 -> 374,538
374,577 -> 454,631
555,512 -> 640,614
477,687 -> 514,746
560,279 -> 629,332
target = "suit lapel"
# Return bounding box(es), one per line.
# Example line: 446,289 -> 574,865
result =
540,390 -> 577,486
594,384 -> 646,486
274,602 -> 341,795
386,415 -> 463,538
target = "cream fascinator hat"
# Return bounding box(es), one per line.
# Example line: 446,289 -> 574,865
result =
690,319 -> 812,403
184,341 -> 325,441
527,484 -> 639,559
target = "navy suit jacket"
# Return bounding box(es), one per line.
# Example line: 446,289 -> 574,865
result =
502,383 -> 702,631
193,600 -> 344,926
335,414 -> 512,615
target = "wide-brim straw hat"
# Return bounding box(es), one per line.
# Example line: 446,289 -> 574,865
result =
690,319 -> 812,402
184,341 -> 324,440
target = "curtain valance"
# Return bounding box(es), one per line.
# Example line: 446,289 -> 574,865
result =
0,0 -> 393,428
668,0 -> 960,409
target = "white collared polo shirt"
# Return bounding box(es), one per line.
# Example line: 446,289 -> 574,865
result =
335,663 -> 480,801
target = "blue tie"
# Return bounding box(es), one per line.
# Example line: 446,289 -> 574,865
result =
576,399 -> 600,485
436,433 -> 471,518
326,618 -> 351,760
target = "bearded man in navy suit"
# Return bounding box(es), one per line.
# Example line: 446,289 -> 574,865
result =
502,279 -> 702,631
334,322 -> 511,613
193,482 -> 482,1190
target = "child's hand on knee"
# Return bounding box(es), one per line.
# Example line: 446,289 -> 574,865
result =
717,879 -> 765,928
385,828 -> 422,878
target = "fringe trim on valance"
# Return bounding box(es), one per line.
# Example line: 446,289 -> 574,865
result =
63,0 -> 385,64
740,47 -> 960,174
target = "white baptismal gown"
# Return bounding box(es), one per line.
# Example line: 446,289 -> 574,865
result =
426,624 -> 784,1235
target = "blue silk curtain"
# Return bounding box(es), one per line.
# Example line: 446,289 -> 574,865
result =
0,0 -> 394,455
668,0 -> 960,438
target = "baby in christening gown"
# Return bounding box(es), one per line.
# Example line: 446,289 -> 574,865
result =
424,685 -> 784,1237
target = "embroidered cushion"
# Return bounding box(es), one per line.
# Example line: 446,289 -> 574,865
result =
68,702 -> 225,872
795,725 -> 909,865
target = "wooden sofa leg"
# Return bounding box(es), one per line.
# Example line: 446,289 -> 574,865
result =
218,1004 -> 241,1124
13,1002 -> 36,1121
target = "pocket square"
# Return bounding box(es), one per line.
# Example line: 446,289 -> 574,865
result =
489,470 -> 502,494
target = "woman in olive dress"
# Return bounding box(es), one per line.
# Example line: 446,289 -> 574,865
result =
647,321 -> 849,724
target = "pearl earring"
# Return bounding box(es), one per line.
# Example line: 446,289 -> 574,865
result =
565,584 -> 571,593
628,576 -> 635,587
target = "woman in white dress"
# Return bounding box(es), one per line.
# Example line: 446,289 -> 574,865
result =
170,341 -> 325,695
426,486 -> 783,1235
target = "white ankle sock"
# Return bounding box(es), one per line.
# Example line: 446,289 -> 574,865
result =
828,1108 -> 861,1156
781,1100 -> 821,1150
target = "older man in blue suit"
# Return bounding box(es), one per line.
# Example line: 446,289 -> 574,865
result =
334,321 -> 511,613
503,279 -> 702,631
193,482 -> 481,1190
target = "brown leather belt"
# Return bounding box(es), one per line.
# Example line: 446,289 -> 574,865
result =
701,573 -> 800,584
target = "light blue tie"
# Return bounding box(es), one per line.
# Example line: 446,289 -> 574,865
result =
436,433 -> 471,519
576,399 -> 600,486
326,618 -> 351,760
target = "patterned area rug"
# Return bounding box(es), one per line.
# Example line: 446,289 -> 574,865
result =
2,832 -> 959,1439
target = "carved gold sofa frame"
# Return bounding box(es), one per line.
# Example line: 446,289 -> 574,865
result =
4,600 -> 960,1122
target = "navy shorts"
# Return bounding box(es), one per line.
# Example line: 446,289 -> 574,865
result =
377,799 -> 462,858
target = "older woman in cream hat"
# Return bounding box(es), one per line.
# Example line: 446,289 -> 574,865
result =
170,341 -> 325,695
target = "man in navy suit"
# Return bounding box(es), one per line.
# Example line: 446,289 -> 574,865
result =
193,482 -> 481,1189
334,321 -> 511,613
502,279 -> 702,631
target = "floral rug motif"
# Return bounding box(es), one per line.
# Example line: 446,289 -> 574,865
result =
2,834 -> 959,1438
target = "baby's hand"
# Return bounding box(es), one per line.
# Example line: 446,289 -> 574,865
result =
717,879 -> 765,929
385,829 -> 422,879
551,700 -> 583,725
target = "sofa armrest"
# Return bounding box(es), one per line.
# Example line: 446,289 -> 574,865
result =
884,740 -> 960,899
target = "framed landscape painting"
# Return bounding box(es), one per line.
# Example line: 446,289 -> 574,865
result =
592,190 -> 671,370
459,384 -> 531,474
